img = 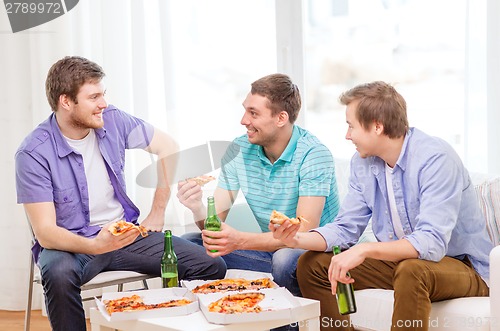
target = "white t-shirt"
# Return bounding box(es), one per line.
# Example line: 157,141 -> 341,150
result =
65,129 -> 124,227
385,163 -> 405,239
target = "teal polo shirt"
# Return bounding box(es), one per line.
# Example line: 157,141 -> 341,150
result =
219,125 -> 340,232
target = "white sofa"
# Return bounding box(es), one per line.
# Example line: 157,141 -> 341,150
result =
331,158 -> 500,331
222,158 -> 500,331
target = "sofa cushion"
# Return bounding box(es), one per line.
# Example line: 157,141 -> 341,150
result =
474,177 -> 500,246
351,289 -> 490,331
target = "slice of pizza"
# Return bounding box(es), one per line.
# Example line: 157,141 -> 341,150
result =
186,175 -> 216,186
108,220 -> 148,237
145,298 -> 193,309
103,294 -> 192,314
208,292 -> 265,314
103,294 -> 145,314
191,277 -> 274,294
269,210 -> 308,225
192,278 -> 248,294
247,278 -> 275,290
269,210 -> 290,225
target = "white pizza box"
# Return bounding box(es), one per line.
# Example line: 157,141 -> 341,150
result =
95,287 -> 198,321
224,269 -> 273,280
198,287 -> 300,325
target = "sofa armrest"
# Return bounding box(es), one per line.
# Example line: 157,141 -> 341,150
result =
490,245 -> 500,331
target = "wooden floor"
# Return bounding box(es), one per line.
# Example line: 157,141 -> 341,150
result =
0,310 -> 91,330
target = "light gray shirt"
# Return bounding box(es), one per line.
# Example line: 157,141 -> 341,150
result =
314,127 -> 493,283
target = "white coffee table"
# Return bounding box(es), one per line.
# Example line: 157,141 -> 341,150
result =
90,296 -> 320,331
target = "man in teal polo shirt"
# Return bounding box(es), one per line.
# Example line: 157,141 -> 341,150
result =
177,73 -> 340,298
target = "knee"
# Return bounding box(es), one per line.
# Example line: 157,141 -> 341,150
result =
272,248 -> 304,271
393,259 -> 426,290
180,232 -> 203,245
39,252 -> 81,289
296,251 -> 327,285
271,248 -> 303,281
195,255 -> 227,280
212,257 -> 228,279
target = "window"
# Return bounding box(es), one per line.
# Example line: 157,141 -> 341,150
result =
302,0 -> 488,172
159,0 -> 277,149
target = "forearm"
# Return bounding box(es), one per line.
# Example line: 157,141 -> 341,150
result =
36,225 -> 99,254
148,127 -> 178,219
27,202 -> 102,254
148,186 -> 170,218
192,204 -> 207,230
237,232 -> 287,251
354,239 -> 419,262
293,231 -> 328,251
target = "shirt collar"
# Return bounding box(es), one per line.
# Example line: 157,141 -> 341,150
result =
394,127 -> 414,172
369,127 -> 414,175
50,113 -> 107,158
50,113 -> 73,158
257,125 -> 300,164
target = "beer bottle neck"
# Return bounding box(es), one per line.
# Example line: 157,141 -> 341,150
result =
207,197 -> 216,217
164,231 -> 174,253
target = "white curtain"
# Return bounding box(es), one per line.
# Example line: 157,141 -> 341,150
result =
0,0 -> 170,310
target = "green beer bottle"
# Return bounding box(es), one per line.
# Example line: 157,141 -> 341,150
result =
204,196 -> 221,253
161,230 -> 179,288
333,245 -> 357,315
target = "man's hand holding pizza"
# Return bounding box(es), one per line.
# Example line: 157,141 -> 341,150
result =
268,210 -> 302,248
177,175 -> 217,226
91,221 -> 142,254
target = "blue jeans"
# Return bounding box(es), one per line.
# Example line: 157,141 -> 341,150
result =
181,232 -> 305,297
37,232 -> 226,331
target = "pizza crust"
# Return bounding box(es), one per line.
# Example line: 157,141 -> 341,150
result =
186,175 -> 216,186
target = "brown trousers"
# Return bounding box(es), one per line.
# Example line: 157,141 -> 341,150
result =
297,251 -> 489,331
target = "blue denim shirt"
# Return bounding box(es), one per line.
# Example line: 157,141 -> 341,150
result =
15,105 -> 154,262
314,128 -> 493,282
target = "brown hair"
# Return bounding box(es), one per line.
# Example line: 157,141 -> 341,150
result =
45,56 -> 105,112
339,81 -> 409,138
251,73 -> 301,123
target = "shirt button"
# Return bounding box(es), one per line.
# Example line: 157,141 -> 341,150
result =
63,197 -> 68,202
389,234 -> 393,239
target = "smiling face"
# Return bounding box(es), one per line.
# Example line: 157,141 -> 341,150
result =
345,100 -> 380,158
240,92 -> 282,147
58,81 -> 108,139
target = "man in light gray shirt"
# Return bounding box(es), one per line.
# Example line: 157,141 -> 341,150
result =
270,81 -> 493,331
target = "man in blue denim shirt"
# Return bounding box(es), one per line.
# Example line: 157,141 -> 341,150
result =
15,56 -> 226,331
270,81 -> 493,331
